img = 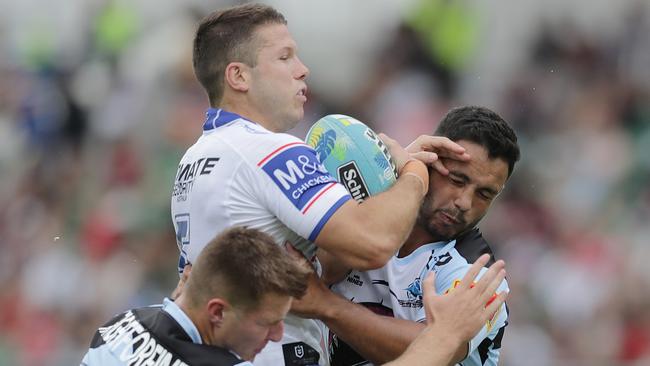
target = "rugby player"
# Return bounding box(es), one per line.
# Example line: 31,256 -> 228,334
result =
81,227 -> 310,365
386,254 -> 507,366
291,106 -> 521,366
170,4 -> 470,365
81,227 -> 506,366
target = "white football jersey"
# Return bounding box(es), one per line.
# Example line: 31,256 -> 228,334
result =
331,229 -> 508,366
171,108 -> 351,366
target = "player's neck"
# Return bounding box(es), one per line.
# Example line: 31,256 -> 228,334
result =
176,296 -> 216,346
218,98 -> 280,133
398,225 -> 436,258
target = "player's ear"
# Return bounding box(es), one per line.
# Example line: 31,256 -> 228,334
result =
206,298 -> 228,326
224,62 -> 250,93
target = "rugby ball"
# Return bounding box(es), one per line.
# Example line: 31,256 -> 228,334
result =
305,114 -> 398,202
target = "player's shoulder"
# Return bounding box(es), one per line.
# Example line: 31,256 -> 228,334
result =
223,124 -> 311,163
452,228 -> 497,266
434,231 -> 509,295
422,229 -> 494,271
200,108 -> 304,154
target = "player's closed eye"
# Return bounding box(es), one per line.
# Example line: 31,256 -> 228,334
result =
477,191 -> 491,201
449,176 -> 465,187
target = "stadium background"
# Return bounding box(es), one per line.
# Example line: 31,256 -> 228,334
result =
1,0 -> 649,364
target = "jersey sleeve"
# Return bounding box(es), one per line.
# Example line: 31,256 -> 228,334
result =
242,134 -> 351,242
432,254 -> 509,366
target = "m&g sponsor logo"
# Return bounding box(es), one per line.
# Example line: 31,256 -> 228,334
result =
337,161 -> 369,202
273,154 -> 332,199
260,145 -> 336,211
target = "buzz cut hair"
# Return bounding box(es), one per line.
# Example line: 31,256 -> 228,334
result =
192,3 -> 287,106
183,226 -> 309,311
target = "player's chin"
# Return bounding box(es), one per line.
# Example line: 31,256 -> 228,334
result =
245,349 -> 258,361
250,343 -> 268,360
428,222 -> 457,241
291,106 -> 305,122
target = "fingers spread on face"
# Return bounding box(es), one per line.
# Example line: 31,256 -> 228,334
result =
407,136 -> 470,160
410,151 -> 439,166
432,160 -> 450,176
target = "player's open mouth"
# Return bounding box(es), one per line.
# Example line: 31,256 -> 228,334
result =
297,87 -> 307,102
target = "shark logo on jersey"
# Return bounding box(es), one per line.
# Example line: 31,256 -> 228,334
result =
396,264 -> 431,308
405,278 -> 423,300
260,145 -> 337,211
394,277 -> 424,308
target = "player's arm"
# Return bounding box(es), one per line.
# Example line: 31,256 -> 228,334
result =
385,255 -> 507,366
291,273 -> 424,364
292,255 -> 506,365
314,134 -> 468,270
316,248 -> 350,285
319,298 -> 426,365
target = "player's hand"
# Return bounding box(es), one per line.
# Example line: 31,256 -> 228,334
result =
285,243 -> 335,319
378,132 -> 411,172
380,133 -> 429,194
423,254 -> 507,344
406,135 -> 471,176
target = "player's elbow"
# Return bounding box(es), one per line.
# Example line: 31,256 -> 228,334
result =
349,235 -> 397,270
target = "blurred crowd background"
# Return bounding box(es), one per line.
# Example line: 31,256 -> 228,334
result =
1,0 -> 649,365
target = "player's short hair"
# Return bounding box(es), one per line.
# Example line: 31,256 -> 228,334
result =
184,226 -> 309,311
193,3 -> 287,106
436,106 -> 521,177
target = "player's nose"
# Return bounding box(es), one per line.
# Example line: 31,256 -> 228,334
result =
454,189 -> 472,212
295,56 -> 309,80
268,321 -> 284,342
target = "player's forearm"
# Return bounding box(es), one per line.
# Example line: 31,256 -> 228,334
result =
383,325 -> 460,366
354,175 -> 426,261
321,295 -> 425,365
317,174 -> 425,270
317,249 -> 351,286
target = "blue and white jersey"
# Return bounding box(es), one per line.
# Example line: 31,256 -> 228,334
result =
331,229 -> 508,366
81,298 -> 252,366
171,108 -> 351,366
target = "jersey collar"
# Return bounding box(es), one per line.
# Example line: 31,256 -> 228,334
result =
162,297 -> 203,344
203,108 -> 252,131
